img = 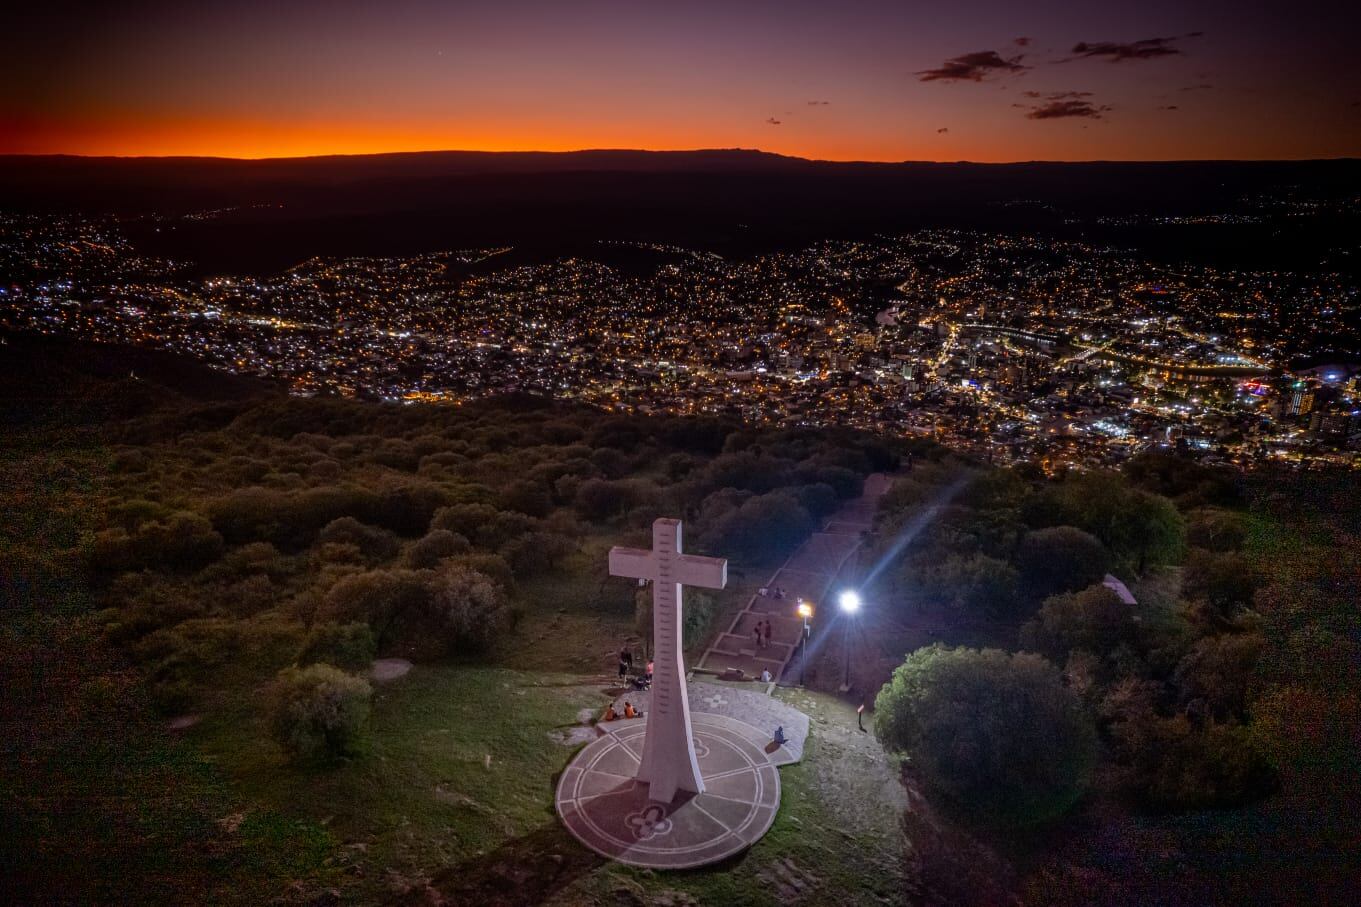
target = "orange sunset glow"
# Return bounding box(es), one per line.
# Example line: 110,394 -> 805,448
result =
5,1 -> 1359,162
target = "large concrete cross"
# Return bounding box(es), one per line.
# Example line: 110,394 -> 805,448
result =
609,518 -> 727,803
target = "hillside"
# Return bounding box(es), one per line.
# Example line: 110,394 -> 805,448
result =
1,341 -> 1357,905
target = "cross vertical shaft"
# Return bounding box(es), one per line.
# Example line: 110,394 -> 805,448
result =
608,518 -> 726,803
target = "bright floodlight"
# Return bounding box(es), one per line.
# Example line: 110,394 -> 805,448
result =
796,600 -> 814,619
838,590 -> 862,614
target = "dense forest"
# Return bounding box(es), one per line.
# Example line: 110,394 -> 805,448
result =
2,336 -> 1357,905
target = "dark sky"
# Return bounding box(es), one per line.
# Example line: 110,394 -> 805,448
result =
3,0 -> 1359,160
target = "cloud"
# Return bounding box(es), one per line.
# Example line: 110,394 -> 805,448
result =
806,100 -> 832,106
765,117 -> 782,125
1024,89 -> 1091,100
1159,105 -> 1179,110
1014,36 -> 1032,47
1023,93 -> 1110,119
937,127 -> 949,133
1067,36 -> 1183,62
916,50 -> 1027,82
1179,83 -> 1213,92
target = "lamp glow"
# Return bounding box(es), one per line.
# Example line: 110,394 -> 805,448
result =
838,590 -> 862,614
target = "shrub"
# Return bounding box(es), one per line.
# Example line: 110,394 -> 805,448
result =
444,553 -> 516,593
425,566 -> 511,653
371,482 -> 453,535
875,645 -> 1097,826
402,529 -> 472,569
500,531 -> 576,576
635,588 -> 716,650
89,511 -> 224,573
574,479 -> 640,522
1185,508 -> 1249,552
430,503 -> 536,549
500,480 -> 553,518
319,568 -> 431,647
268,664 -> 372,761
317,517 -> 399,562
297,622 -> 376,671
1102,678 -> 1274,809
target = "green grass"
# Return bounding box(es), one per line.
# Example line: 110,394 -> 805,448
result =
189,664 -> 601,902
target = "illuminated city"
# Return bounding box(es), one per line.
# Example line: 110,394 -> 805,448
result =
5,212 -> 1358,470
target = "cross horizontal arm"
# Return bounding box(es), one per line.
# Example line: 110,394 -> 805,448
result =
608,546 -> 656,581
675,554 -> 727,590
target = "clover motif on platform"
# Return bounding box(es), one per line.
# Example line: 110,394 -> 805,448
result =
625,804 -> 674,841
702,692 -> 728,709
691,736 -> 711,757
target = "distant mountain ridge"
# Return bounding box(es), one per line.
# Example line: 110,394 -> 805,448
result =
2,148 -> 1357,212
2,149 -> 1357,277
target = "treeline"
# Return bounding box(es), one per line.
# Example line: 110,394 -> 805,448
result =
873,451 -> 1360,832
70,390 -> 911,758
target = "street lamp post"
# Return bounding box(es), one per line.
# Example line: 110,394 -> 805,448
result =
838,590 -> 861,693
796,599 -> 813,686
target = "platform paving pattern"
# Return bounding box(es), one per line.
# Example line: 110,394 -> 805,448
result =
607,681 -> 810,765
555,713 -> 781,869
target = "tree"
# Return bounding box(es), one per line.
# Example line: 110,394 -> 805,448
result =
919,554 -> 1021,618
1016,526 -> 1112,601
1181,550 -> 1259,616
875,645 -> 1097,826
1027,473 -> 1185,573
268,664 -> 372,762
703,490 -> 813,564
1020,584 -> 1134,660
1124,451 -> 1241,508
1112,490 -> 1186,573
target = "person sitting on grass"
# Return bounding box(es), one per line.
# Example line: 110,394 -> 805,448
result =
623,702 -> 638,719
602,704 -> 619,722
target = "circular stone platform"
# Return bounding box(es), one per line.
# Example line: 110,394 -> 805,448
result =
555,712 -> 781,869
